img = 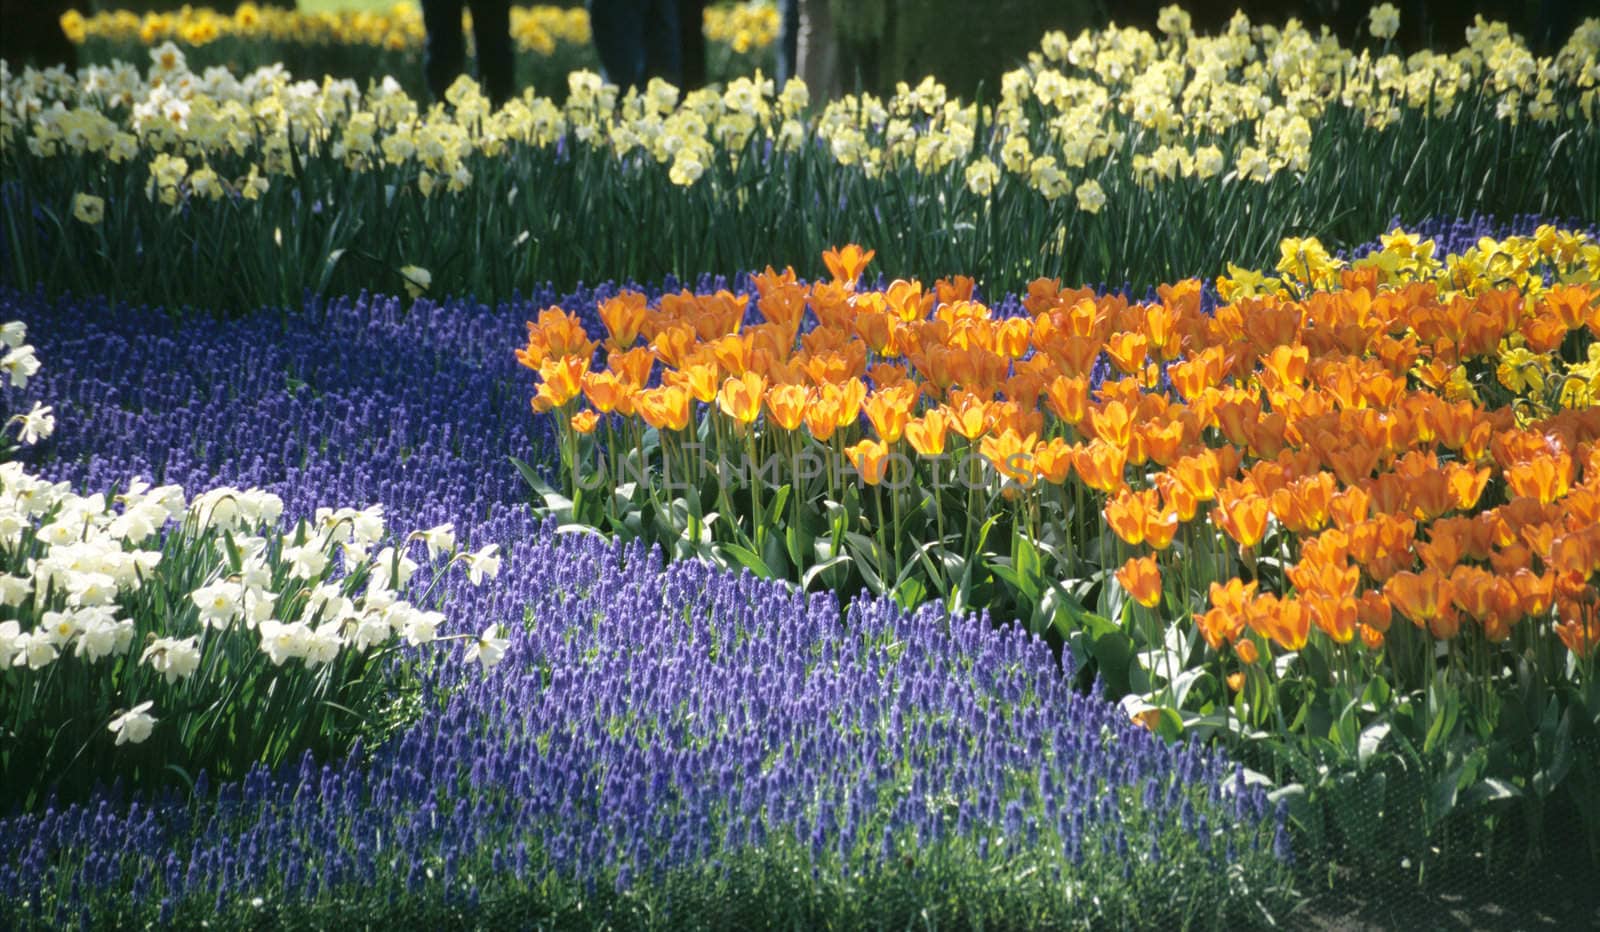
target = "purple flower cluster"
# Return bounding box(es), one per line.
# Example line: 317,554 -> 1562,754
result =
2,520 -> 1283,924
0,269 -> 1303,925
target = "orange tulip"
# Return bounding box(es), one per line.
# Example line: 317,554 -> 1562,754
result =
1089,400 -> 1133,450
665,362 -> 720,404
945,392 -> 991,441
537,354 -> 589,407
635,385 -> 692,432
1104,331 -> 1148,375
581,370 -> 636,415
650,323 -> 698,370
1105,489 -> 1151,547
1212,492 -> 1270,549
569,410 -> 599,434
710,333 -> 756,376
1073,439 -> 1127,493
597,292 -> 650,349
1042,375 -> 1089,427
863,384 -> 917,443
765,383 -> 810,432
1307,594 -> 1358,644
1504,453 -> 1573,504
822,244 -> 875,287
608,347 -> 656,387
844,438 -> 890,485
1116,555 -> 1163,608
1197,578 -> 1258,649
717,372 -> 767,424
804,392 -> 843,442
1032,437 -> 1074,484
905,410 -> 950,458
980,429 -> 1038,487
1385,568 -> 1459,639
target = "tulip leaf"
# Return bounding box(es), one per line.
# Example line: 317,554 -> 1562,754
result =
718,542 -> 773,578
1358,722 -> 1391,768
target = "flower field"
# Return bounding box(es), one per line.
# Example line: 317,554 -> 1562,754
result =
2,3 -> 1600,929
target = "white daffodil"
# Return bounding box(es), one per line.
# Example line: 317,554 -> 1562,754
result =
303,622 -> 343,667
282,540 -> 330,579
1,344 -> 41,389
401,608 -> 443,646
0,619 -> 21,662
13,402 -> 54,445
461,543 -> 502,586
0,574 -> 32,607
191,579 -> 244,628
464,623 -> 509,672
14,631 -> 60,670
415,523 -> 456,561
0,321 -> 26,348
141,635 -> 200,683
108,701 -> 156,746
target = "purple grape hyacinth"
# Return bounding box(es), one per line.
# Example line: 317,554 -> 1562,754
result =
0,275 -> 1306,927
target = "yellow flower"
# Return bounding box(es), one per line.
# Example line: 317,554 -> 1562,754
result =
72,193 -> 105,225
1074,178 -> 1106,214
1275,236 -> 1338,286
964,157 -> 999,197
1496,346 -> 1546,394
1369,3 -> 1400,40
399,265 -> 431,299
1216,263 -> 1281,303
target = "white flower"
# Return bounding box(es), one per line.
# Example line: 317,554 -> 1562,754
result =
401,609 -> 443,646
464,623 -> 509,672
142,635 -> 201,683
0,574 -> 32,606
14,631 -> 59,669
0,620 -> 21,661
108,701 -> 156,746
461,544 -> 502,586
42,609 -> 80,643
241,587 -> 277,627
191,579 -> 244,628
238,554 -> 273,590
74,613 -> 128,662
190,488 -> 241,532
13,403 -> 54,445
66,571 -> 118,607
282,539 -> 330,579
109,501 -> 165,543
415,523 -> 456,561
369,546 -> 418,591
236,489 -> 283,527
259,619 -> 310,666
0,321 -> 25,349
303,582 -> 353,626
398,265 -> 431,299
303,622 -> 343,667
1,345 -> 41,389
351,613 -> 391,652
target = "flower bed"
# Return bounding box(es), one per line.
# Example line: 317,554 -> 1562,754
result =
0,285 -> 1293,928
62,2 -> 778,97
3,12 -> 1595,310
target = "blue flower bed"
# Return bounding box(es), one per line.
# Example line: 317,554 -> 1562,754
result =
1,278 -> 1304,928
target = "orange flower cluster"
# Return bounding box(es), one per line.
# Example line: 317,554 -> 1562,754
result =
519,246 -> 1600,661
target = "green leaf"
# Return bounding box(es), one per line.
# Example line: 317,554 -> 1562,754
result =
1358,721 -> 1391,768
719,542 -> 774,578
1460,777 -> 1522,808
